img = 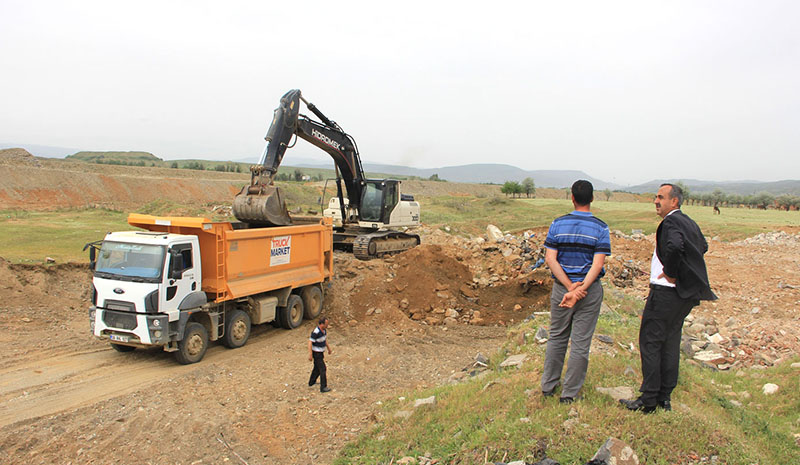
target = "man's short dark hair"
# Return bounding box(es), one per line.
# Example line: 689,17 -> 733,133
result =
571,180 -> 593,206
660,183 -> 684,207
318,316 -> 328,326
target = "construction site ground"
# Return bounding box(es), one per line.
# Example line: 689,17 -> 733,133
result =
1,150 -> 799,464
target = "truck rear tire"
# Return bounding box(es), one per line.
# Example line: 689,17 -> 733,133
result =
111,343 -> 136,353
301,285 -> 324,320
223,309 -> 251,349
175,322 -> 209,364
280,294 -> 304,329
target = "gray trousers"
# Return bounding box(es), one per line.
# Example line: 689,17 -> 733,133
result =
541,280 -> 603,398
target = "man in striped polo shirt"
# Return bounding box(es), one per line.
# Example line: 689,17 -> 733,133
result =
541,180 -> 611,403
308,317 -> 332,393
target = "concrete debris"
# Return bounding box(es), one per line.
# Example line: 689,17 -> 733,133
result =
591,437 -> 639,465
535,327 -> 549,344
499,354 -> 527,368
596,386 -> 636,402
413,396 -> 436,408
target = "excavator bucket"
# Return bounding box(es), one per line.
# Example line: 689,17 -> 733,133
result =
232,184 -> 292,226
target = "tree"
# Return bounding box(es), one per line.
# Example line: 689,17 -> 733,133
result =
522,178 -> 536,198
294,169 -> 303,182
428,173 -> 440,181
603,188 -> 612,201
170,161 -> 179,169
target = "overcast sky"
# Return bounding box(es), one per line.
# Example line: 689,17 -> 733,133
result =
1,1 -> 798,185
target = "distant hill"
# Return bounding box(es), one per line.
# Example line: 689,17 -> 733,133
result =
0,143 -> 79,158
628,179 -> 800,196
67,151 -> 162,164
293,161 -> 620,189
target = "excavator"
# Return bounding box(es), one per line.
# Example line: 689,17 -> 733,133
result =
232,89 -> 420,260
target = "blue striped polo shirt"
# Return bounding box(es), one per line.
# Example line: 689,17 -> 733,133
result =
544,211 -> 611,282
310,326 -> 327,352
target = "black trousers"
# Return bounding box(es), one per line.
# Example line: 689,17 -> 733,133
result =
639,285 -> 697,404
309,351 -> 327,390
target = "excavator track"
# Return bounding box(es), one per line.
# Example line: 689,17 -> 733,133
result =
352,231 -> 420,260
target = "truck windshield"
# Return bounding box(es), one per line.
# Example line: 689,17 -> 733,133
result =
95,242 -> 165,281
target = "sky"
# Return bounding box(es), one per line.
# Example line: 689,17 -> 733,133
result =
1,1 -> 798,186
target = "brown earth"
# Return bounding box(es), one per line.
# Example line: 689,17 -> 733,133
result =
1,150 -> 799,464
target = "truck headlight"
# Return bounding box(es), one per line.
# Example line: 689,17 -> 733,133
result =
154,330 -> 162,339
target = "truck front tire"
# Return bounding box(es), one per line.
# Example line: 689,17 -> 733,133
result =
301,285 -> 324,320
223,309 -> 251,349
175,322 -> 209,364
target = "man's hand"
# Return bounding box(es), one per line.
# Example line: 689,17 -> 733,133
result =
657,272 -> 676,284
308,353 -> 312,362
328,347 -> 332,355
559,291 -> 583,308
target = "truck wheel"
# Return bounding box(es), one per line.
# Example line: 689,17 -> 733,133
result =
301,285 -> 324,320
223,309 -> 251,349
111,343 -> 135,353
280,294 -> 304,329
175,322 -> 209,364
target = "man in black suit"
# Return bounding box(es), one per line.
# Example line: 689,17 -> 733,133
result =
620,183 -> 717,413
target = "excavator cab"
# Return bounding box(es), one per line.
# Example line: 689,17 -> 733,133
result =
358,180 -> 398,226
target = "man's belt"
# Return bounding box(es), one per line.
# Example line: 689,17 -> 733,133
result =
649,283 -> 676,291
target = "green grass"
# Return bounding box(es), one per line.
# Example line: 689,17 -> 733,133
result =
422,196 -> 800,240
335,289 -> 800,465
0,208 -> 130,263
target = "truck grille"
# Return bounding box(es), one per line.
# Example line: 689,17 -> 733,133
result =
102,310 -> 138,330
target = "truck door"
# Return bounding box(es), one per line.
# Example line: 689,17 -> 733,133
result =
161,243 -> 197,316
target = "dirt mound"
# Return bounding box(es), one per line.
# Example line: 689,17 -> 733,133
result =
0,147 -> 40,166
345,244 -> 552,328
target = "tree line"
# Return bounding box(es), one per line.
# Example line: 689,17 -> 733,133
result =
676,183 -> 800,211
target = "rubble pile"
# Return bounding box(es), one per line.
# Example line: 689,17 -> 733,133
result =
735,231 -> 800,247
682,314 -> 800,370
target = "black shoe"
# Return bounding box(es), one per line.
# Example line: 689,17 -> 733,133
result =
619,397 -> 656,414
559,397 -> 576,404
542,388 -> 557,398
320,386 -> 331,393
658,400 -> 671,411
308,381 -> 317,387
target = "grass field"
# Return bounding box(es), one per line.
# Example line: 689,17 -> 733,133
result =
2,196 -> 799,264
422,196 -> 800,240
335,293 -> 800,465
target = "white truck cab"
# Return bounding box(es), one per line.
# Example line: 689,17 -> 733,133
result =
89,231 -> 205,349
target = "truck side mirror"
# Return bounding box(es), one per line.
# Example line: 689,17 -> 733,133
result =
169,250 -> 184,279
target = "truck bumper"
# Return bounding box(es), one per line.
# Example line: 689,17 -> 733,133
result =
92,306 -> 170,347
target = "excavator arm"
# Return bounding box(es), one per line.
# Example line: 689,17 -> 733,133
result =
234,89 -> 366,226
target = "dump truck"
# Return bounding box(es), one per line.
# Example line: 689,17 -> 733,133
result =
87,213 -> 333,364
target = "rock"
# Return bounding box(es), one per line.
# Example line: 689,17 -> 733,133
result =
499,354 -> 528,368
730,400 -> 742,407
397,457 -> 417,465
513,303 -> 522,311
591,437 -> 639,465
623,366 -> 637,378
470,317 -> 485,325
762,383 -> 779,395
374,308 -> 382,315
414,396 -> 436,408
519,417 -> 531,423
433,307 -> 446,314
443,317 -> 458,326
473,310 -> 481,319
445,308 -> 459,318
475,353 -> 489,365
693,350 -> 726,364
755,353 -> 775,366
394,410 -> 412,419
680,339 -> 695,357
562,417 -> 580,430
45,256 -> 56,263
724,317 -> 738,327
486,224 -> 503,242
707,333 -> 724,344
459,285 -> 476,298
348,319 -> 358,327
596,334 -> 614,345
400,299 -> 409,309
535,327 -> 549,344
791,362 -> 800,369
596,386 -> 635,402
751,307 -> 760,314
366,308 -> 375,316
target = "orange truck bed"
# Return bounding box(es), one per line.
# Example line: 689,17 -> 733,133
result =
127,214 -> 333,302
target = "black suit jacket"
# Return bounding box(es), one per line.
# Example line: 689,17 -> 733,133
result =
656,210 -> 717,301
